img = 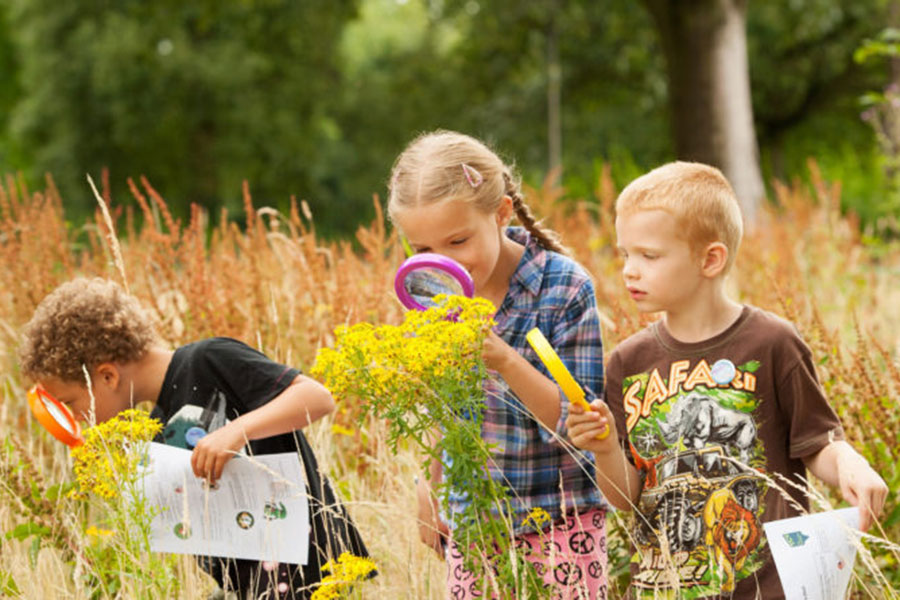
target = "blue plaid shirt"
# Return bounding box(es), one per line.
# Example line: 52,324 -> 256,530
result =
445,227 -> 607,534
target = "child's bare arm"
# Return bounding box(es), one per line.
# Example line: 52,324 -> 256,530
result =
482,330 -> 562,430
416,426 -> 449,556
190,374 -> 335,483
803,440 -> 888,532
567,400 -> 643,510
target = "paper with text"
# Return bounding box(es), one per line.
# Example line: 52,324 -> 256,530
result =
141,442 -> 310,564
763,507 -> 859,600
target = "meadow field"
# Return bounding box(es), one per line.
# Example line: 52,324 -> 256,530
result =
0,165 -> 898,598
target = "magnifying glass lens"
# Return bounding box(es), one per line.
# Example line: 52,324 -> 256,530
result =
27,385 -> 84,447
394,253 -> 474,311
404,268 -> 466,308
41,395 -> 78,435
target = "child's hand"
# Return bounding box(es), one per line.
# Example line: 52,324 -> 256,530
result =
838,453 -> 889,532
416,476 -> 449,557
482,330 -> 515,372
566,399 -> 618,455
190,422 -> 247,486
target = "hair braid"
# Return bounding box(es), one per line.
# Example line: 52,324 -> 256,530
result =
504,172 -> 569,256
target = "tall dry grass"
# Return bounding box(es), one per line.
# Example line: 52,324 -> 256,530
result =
0,164 -> 897,598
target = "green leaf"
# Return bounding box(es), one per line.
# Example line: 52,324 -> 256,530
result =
0,570 -> 19,596
859,91 -> 887,107
738,360 -> 760,373
854,34 -> 900,64
45,482 -> 77,501
28,536 -> 41,567
883,501 -> 900,528
5,522 -> 51,542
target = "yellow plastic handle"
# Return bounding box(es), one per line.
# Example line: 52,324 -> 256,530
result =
526,328 -> 609,440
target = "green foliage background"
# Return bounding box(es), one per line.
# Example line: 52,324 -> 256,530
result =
0,0 -> 897,235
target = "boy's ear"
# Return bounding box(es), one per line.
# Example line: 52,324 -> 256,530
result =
94,363 -> 121,390
700,242 -> 729,277
495,195 -> 514,227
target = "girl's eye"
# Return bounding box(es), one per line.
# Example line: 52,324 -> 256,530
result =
643,253 -> 658,260
450,238 -> 468,246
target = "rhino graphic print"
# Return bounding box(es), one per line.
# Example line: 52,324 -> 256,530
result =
621,358 -> 770,598
657,392 -> 757,463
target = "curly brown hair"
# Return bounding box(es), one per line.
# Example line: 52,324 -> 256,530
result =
19,278 -> 159,383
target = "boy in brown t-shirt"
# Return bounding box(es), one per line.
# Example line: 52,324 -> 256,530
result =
566,162 -> 888,599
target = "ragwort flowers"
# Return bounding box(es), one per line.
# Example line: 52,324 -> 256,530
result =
310,552 -> 377,600
311,295 -> 495,408
521,506 -> 551,531
312,295 -> 544,592
70,408 -> 162,499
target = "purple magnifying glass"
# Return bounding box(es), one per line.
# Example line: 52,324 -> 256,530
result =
394,253 -> 475,310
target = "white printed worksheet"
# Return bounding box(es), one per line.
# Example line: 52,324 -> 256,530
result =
140,442 -> 310,564
763,507 -> 860,600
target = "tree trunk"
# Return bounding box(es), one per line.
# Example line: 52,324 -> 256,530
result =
643,0 -> 765,222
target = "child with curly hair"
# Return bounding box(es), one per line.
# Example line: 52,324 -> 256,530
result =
20,277 -> 371,600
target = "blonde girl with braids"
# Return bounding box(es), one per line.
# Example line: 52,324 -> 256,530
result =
389,130 -> 609,599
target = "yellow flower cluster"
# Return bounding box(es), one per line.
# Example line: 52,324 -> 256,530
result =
331,423 -> 354,436
311,295 -> 495,405
85,525 -> 114,538
521,506 -> 551,530
70,408 -> 162,499
310,552 -> 378,600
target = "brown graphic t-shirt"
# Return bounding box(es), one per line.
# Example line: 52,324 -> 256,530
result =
605,305 -> 844,600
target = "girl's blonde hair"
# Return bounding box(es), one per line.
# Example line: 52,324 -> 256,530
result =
616,161 -> 744,272
387,130 -> 568,254
19,277 -> 159,383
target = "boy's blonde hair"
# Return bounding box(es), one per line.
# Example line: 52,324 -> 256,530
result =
616,161 -> 744,271
19,277 -> 158,383
387,129 -> 568,254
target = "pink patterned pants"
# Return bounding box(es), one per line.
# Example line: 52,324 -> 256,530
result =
446,508 -> 608,600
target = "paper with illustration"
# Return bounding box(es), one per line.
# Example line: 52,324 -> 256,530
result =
140,442 -> 310,564
763,506 -> 860,600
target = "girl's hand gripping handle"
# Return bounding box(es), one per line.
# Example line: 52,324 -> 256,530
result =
525,328 -> 609,439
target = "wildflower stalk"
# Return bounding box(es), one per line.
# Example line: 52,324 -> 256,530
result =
312,295 -> 545,595
70,408 -> 179,597
0,434 -> 87,567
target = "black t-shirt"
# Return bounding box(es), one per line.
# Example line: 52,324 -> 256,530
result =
152,337 -> 370,598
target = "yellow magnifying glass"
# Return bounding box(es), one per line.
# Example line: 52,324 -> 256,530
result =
526,328 -> 609,440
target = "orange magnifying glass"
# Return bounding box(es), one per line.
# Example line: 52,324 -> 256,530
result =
27,385 -> 84,447
526,328 -> 609,440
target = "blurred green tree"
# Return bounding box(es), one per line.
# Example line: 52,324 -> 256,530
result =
748,0 -> 893,231
431,0 -> 890,222
4,0 -> 357,226
0,6 -> 22,170
336,0 -> 668,204
0,0 -> 895,235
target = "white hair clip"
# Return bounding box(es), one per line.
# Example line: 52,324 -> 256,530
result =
461,163 -> 484,188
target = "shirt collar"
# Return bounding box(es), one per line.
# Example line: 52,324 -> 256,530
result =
505,226 -> 546,296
